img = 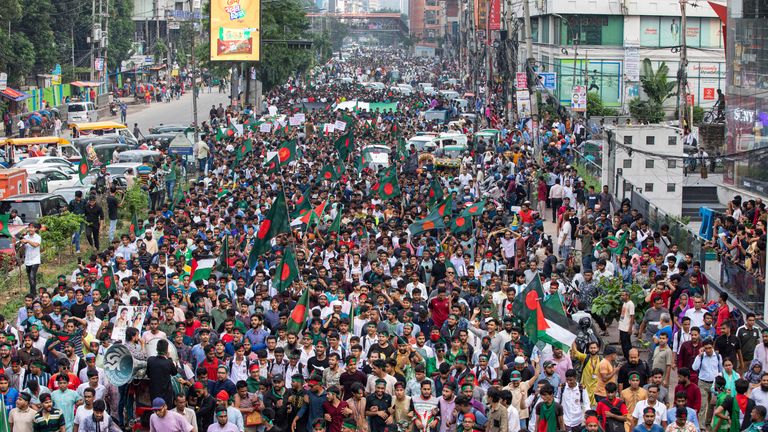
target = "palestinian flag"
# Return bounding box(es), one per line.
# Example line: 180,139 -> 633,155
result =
329,205 -> 343,233
264,155 -> 280,175
272,248 -> 299,292
129,212 -> 144,237
294,201 -> 327,226
449,213 -> 472,234
78,159 -> 91,183
334,131 -> 354,160
217,236 -> 230,272
0,214 -> 9,236
377,168 -> 400,200
521,276 -> 578,351
430,195 -> 453,218
277,140 -> 298,165
606,231 -> 629,255
190,257 -> 216,282
407,212 -> 446,237
287,288 -> 311,334
248,193 -> 291,267
462,200 -> 486,217
427,178 -> 444,205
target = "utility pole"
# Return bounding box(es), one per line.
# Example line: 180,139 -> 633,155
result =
155,0 -> 161,50
190,0 -> 199,143
522,0 -> 539,159
103,0 -> 109,90
678,0 -> 689,133
90,0 -> 96,81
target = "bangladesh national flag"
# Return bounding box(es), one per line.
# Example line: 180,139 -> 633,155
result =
272,248 -> 299,292
0,214 -> 9,236
407,212 -> 446,237
463,199 -> 486,217
217,236 -> 230,272
264,155 -> 280,175
334,131 -> 354,160
427,178 -> 444,205
449,213 -> 472,234
377,168 -> 400,200
248,193 -> 291,267
287,288 -> 311,334
397,137 -> 408,162
517,276 -> 578,352
606,231 -> 629,255
190,257 -> 216,282
430,195 -> 453,218
78,159 -> 91,183
96,265 -> 116,296
318,162 -> 344,182
277,140 -> 298,165
355,150 -> 371,172
329,205 -> 343,233
292,188 -> 312,219
294,201 -> 327,226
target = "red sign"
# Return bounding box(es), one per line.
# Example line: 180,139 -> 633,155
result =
516,72 -> 528,89
686,94 -> 695,106
703,88 -> 715,100
488,0 -> 501,31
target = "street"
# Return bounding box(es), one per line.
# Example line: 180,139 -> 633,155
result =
102,88 -> 230,132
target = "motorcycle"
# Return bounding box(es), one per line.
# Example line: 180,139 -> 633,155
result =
109,101 -> 118,116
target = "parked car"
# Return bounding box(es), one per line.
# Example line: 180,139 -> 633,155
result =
114,150 -> 162,164
24,167 -> 79,192
99,162 -> 144,177
0,193 -> 68,223
55,185 -> 96,203
148,124 -> 191,134
14,157 -> 74,170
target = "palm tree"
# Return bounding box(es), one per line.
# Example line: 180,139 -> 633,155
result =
639,58 -> 677,105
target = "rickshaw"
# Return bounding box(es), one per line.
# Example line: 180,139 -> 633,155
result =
69,121 -> 139,147
474,129 -> 501,148
0,137 -> 82,167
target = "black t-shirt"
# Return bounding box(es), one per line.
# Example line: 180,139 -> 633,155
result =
366,392 -> 393,432
367,343 -> 396,360
106,196 -> 119,220
715,334 -> 740,364
69,301 -> 88,319
92,301 -> 110,320
307,355 -> 330,376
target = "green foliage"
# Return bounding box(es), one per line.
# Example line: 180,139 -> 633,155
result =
692,106 -> 704,125
39,213 -> 85,263
640,58 -> 677,106
629,97 -> 665,124
121,183 -> 149,219
107,0 -> 135,71
590,277 -> 648,326
17,0 -> 57,75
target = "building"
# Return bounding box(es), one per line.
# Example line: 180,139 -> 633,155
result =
515,0 -> 725,111
723,0 -> 768,196
132,0 -> 201,53
408,0 -> 445,41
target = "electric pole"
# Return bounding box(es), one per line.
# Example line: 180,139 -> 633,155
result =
678,0 -> 689,132
190,0 -> 199,143
522,0 -> 540,160
103,0 -> 109,90
90,0 -> 96,82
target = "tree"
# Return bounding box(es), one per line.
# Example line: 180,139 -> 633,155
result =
107,0 -> 135,71
629,58 -> 677,124
17,0 -> 57,75
587,92 -> 618,117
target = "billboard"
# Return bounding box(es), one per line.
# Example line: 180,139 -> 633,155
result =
210,0 -> 261,61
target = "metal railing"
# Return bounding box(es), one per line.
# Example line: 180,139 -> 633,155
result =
571,147 -> 602,183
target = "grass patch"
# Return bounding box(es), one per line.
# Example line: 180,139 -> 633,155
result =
574,162 -> 602,191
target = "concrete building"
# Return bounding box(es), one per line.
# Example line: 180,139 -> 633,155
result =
602,124 -> 686,215
514,0 -> 725,111
408,0 -> 445,41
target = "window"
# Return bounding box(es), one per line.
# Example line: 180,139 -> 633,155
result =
667,183 -> 676,192
623,159 -> 632,168
559,15 -> 624,46
624,136 -> 633,145
645,159 -> 655,168
624,182 -> 632,192
668,136 -> 677,146
541,16 -> 550,44
645,183 -> 654,192
668,160 -> 677,169
646,136 -> 655,145
639,16 -> 723,48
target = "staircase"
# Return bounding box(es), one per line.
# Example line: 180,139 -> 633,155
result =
682,186 -> 724,221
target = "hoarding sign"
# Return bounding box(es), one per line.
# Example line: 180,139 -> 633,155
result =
516,72 -> 527,90
210,0 -> 261,62
572,85 -> 587,112
538,72 -> 557,90
488,0 -> 501,31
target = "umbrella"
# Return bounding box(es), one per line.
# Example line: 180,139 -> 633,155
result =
26,113 -> 43,126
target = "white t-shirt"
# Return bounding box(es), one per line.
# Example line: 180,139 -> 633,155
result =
23,233 -> 41,266
632,399 -> 667,425
74,406 -> 94,427
618,300 -> 635,332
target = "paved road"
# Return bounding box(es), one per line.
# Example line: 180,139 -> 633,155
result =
102,89 -> 230,132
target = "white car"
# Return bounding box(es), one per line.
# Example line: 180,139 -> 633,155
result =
365,82 -> 386,90
26,167 -> 80,192
15,157 -> 74,170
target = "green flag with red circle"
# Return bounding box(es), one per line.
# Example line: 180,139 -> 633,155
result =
272,247 -> 299,293
427,178 -> 444,206
264,154 -> 280,175
287,287 -> 311,334
277,140 -> 298,165
0,214 -> 10,237
377,167 -> 400,200
449,213 -> 472,234
248,192 -> 291,268
463,199 -> 486,217
407,211 -> 446,237
78,159 -> 91,183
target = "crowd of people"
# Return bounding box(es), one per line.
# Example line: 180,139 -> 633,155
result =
2,46 -> 768,432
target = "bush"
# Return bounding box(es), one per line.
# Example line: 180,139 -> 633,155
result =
590,277 -> 648,326
120,183 -> 149,220
39,212 -> 85,265
693,106 -> 704,125
628,97 -> 664,124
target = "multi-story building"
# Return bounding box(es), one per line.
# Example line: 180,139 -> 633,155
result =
723,0 -> 768,196
514,0 -> 725,111
409,0 -> 445,41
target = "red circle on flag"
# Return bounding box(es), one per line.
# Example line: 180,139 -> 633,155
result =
324,171 -> 332,179
345,138 -> 350,147
80,164 -> 88,175
227,129 -> 234,136
525,290 -> 538,310
278,147 -> 290,162
280,263 -> 291,280
455,217 -> 465,227
290,304 -> 306,323
383,183 -> 394,195
423,220 -> 435,230
268,162 -> 276,170
257,220 -> 272,239
429,190 -> 435,198
468,207 -> 478,214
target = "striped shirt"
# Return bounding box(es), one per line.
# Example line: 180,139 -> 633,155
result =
32,409 -> 65,432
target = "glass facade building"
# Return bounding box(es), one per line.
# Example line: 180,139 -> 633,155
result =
724,1 -> 768,194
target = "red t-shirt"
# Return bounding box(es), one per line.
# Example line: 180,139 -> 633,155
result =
429,297 -> 450,328
596,397 -> 628,430
716,304 -> 730,335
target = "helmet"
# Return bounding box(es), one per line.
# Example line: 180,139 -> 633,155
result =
578,317 -> 592,329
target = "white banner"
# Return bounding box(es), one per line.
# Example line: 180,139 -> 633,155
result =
334,120 -> 347,131
111,306 -> 148,341
323,123 -> 336,133
289,116 -> 303,126
260,123 -> 272,133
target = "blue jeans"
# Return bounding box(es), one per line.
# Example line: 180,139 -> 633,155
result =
166,180 -> 176,201
72,223 -> 84,252
109,219 -> 117,242
197,157 -> 207,175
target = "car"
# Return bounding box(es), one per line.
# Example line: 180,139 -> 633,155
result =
148,124 -> 191,134
361,145 -> 390,170
81,173 -> 128,191
23,164 -> 78,177
365,82 -> 386,90
140,133 -> 178,148
28,168 -> 79,192
114,150 -> 162,164
54,185 -> 97,203
0,193 -> 68,223
99,162 -> 144,177
14,156 -> 74,168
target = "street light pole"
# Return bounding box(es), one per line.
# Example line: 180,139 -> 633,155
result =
522,0 -> 540,160
190,0 -> 199,143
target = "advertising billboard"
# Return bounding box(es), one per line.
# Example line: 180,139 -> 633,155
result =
210,0 -> 261,62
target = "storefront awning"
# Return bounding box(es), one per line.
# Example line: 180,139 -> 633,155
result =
70,81 -> 103,87
0,87 -> 31,102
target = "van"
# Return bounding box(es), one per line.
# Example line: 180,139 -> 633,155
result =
418,83 -> 434,92
70,122 -> 139,147
0,193 -> 68,223
66,102 -> 99,123
438,90 -> 460,101
406,132 -> 468,152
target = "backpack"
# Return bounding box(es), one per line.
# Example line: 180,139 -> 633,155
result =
558,382 -> 585,405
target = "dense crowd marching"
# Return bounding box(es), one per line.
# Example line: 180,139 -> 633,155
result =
4,47 -> 768,432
